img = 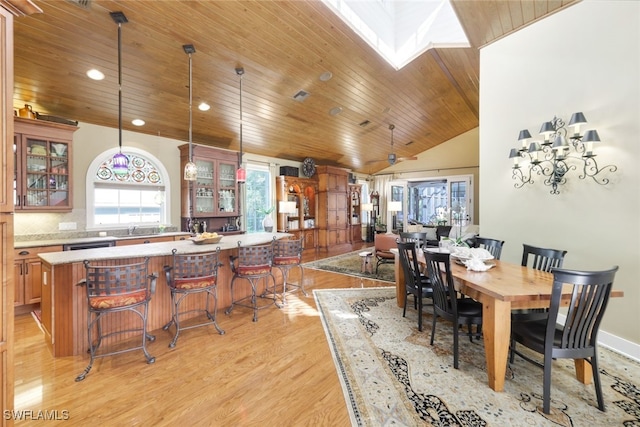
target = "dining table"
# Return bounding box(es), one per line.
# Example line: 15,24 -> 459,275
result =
392,247 -> 624,392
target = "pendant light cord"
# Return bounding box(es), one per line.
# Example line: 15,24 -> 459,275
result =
117,21 -> 123,153
188,51 -> 193,163
239,71 -> 243,162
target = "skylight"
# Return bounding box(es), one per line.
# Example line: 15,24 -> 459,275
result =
321,0 -> 469,70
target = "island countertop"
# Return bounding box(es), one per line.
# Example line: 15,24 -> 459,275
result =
38,231 -> 293,357
38,232 -> 291,265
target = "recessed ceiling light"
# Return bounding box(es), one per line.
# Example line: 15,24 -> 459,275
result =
329,106 -> 343,116
198,102 -> 210,111
131,119 -> 145,126
86,69 -> 105,80
319,71 -> 333,82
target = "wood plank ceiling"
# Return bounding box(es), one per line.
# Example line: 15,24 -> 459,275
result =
10,0 -> 577,175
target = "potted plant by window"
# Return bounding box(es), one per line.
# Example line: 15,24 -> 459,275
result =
374,218 -> 387,234
257,206 -> 275,232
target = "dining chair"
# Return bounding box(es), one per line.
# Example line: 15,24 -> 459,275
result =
521,244 -> 567,272
163,248 -> 225,348
423,249 -> 483,369
510,244 -> 569,328
396,241 -> 432,332
510,266 -> 619,414
399,231 -> 428,249
75,258 -> 157,381
473,236 -> 505,260
226,241 -> 281,322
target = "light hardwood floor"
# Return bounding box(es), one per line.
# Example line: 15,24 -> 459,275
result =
13,244 -> 387,426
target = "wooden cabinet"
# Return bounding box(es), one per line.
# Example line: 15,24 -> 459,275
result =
276,175 -> 318,250
349,184 -> 363,243
316,165 -> 350,251
13,245 -> 62,309
179,144 -> 240,233
14,117 -> 77,211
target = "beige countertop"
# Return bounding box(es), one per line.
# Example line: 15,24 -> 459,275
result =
38,232 -> 292,265
14,232 -> 192,249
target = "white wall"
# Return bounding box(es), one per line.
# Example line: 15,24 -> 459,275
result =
480,0 -> 640,348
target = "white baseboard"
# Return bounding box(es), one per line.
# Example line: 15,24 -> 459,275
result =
557,314 -> 639,363
599,329 -> 640,363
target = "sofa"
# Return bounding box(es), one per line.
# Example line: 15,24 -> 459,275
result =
405,224 -> 479,247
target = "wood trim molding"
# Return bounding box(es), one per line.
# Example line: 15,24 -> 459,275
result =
1,0 -> 42,17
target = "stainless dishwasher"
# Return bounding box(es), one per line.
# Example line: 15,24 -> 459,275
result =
62,240 -> 116,251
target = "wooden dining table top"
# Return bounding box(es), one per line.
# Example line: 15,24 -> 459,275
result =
419,248 -> 624,305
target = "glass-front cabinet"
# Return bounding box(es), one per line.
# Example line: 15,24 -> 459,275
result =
14,117 -> 77,211
194,159 -> 215,215
217,161 -> 237,214
179,144 -> 240,233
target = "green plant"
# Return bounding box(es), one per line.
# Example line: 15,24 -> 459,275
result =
256,206 -> 275,216
442,236 -> 470,247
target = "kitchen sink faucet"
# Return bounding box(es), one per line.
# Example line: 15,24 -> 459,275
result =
128,225 -> 137,236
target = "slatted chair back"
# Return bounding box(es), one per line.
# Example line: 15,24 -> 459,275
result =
548,267 -> 618,356
399,232 -> 428,249
396,241 -> 423,295
474,237 -> 505,260
521,244 -> 567,272
423,250 -> 456,318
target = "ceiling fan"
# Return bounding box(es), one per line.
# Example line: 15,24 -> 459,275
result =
367,124 -> 418,166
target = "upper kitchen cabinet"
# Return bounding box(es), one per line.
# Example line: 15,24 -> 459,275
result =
179,144 -> 239,219
14,117 -> 77,212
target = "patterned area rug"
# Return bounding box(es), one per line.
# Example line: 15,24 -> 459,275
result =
303,250 -> 395,283
314,287 -> 640,427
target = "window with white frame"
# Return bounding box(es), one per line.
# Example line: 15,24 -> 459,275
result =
86,148 -> 170,229
244,163 -> 272,233
406,175 -> 473,228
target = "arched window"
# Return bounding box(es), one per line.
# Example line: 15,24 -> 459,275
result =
86,147 -> 171,229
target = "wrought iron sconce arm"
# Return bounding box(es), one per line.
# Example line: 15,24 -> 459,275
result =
509,113 -> 617,194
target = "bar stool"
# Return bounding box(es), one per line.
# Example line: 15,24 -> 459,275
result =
75,258 -> 157,381
226,241 -> 281,321
266,237 -> 306,304
163,248 -> 225,348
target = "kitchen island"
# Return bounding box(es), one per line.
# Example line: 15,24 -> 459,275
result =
39,232 -> 291,357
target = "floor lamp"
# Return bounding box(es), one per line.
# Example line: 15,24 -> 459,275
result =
389,201 -> 402,233
362,203 -> 374,242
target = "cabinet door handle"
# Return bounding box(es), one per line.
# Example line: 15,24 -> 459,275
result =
24,264 -> 28,275
19,250 -> 30,256
19,264 -> 23,275
143,240 -> 150,244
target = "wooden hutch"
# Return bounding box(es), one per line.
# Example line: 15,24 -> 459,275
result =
316,165 -> 350,251
178,144 -> 242,235
275,175 -> 318,250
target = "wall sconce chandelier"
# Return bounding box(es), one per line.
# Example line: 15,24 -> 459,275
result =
509,112 -> 617,194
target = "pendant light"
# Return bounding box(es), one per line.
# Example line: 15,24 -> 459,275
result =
183,44 -> 197,181
235,67 -> 246,183
110,11 -> 129,177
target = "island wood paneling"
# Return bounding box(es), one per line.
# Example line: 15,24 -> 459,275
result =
45,247 -> 289,357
